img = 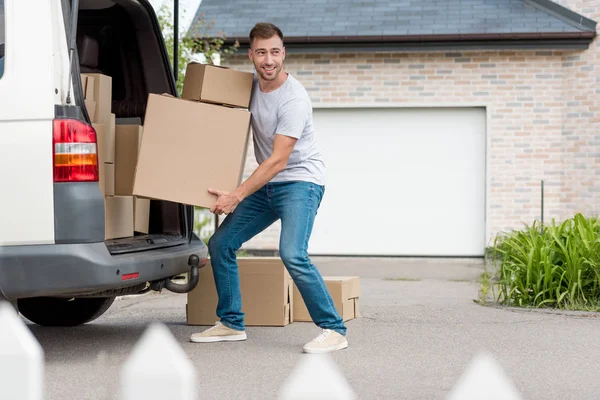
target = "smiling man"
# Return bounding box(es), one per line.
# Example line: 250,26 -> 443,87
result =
190,22 -> 348,354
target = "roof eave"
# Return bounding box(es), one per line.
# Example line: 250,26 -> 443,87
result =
214,31 -> 596,53
222,31 -> 596,45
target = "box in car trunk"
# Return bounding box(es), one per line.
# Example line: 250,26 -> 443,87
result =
105,196 -> 134,239
115,125 -> 142,196
133,94 -> 251,209
84,70 -> 150,240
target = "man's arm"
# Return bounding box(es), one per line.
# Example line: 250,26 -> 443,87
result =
209,134 -> 297,215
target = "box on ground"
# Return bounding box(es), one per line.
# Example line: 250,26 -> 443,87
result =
133,94 -> 250,209
293,276 -> 360,322
187,258 -> 293,327
115,125 -> 143,196
104,196 -> 134,239
181,63 -> 254,108
134,197 -> 150,233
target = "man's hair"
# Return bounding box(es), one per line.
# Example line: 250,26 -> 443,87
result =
249,23 -> 284,46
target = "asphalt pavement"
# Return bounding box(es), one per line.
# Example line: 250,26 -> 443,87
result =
24,257 -> 600,399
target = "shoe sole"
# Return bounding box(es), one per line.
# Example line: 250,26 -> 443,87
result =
190,333 -> 247,343
303,341 -> 349,354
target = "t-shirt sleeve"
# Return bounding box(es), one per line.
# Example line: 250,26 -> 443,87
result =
275,99 -> 310,139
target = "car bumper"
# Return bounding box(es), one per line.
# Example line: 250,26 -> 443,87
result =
0,234 -> 208,300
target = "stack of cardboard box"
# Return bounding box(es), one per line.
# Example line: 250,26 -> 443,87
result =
132,62 -> 254,209
186,257 -> 361,327
81,73 -> 149,240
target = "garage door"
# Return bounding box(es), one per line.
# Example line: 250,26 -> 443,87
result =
308,107 -> 486,257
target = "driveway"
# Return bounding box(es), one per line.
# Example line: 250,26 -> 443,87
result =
25,257 -> 600,399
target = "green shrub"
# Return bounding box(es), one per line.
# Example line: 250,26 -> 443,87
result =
489,213 -> 600,310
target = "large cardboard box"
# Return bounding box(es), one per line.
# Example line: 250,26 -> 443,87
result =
133,94 -> 250,209
181,63 -> 254,108
105,196 -> 134,239
293,277 -> 360,322
134,197 -> 150,233
187,258 -> 293,327
115,125 -> 143,196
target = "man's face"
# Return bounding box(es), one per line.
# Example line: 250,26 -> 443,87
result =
248,35 -> 286,82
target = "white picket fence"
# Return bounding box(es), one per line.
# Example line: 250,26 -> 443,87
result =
0,301 -> 523,399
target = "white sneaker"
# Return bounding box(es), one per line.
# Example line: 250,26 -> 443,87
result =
190,321 -> 247,343
303,329 -> 348,354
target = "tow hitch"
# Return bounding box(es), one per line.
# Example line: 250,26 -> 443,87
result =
150,254 -> 205,294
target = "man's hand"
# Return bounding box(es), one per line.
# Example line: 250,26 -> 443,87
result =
207,135 -> 297,215
208,188 -> 241,215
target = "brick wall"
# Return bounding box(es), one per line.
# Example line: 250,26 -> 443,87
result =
554,0 -> 600,219
223,1 -> 599,254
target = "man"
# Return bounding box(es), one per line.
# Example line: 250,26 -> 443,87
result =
190,22 -> 348,354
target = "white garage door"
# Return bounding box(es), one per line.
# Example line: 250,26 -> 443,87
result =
308,107 -> 486,257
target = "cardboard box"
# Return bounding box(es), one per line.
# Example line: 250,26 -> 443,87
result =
97,162 -> 114,196
92,123 -> 106,193
106,113 -> 116,163
133,94 -> 250,208
104,163 -> 115,196
81,75 -> 97,121
93,123 -> 115,196
85,99 -> 97,121
105,196 -> 134,239
293,276 -> 360,322
115,125 -> 143,196
134,197 -> 150,233
81,74 -> 95,99
94,118 -> 115,164
85,73 -> 112,124
187,258 -> 293,326
181,63 -> 254,108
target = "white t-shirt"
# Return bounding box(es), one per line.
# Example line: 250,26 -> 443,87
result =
249,73 -> 326,186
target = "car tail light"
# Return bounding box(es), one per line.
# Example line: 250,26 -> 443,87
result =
53,119 -> 99,182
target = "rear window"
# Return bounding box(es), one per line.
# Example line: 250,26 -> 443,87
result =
0,0 -> 4,79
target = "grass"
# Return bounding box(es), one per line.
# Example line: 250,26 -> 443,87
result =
484,213 -> 600,311
476,270 -> 492,305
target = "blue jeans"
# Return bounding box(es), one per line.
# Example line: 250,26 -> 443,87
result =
208,181 -> 347,336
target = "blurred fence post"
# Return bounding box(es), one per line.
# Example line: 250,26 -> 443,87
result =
279,353 -> 355,400
446,351 -> 523,400
120,322 -> 198,400
0,301 -> 44,400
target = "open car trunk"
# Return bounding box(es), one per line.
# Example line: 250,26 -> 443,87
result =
74,0 -> 195,255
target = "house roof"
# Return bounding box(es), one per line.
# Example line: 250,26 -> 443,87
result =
188,0 -> 597,52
